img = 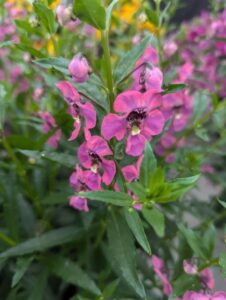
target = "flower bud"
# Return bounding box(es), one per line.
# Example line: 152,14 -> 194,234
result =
56,4 -> 72,26
69,54 -> 90,83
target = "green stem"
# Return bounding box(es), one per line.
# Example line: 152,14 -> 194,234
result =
2,136 -> 43,218
156,0 -> 162,65
101,30 -> 115,112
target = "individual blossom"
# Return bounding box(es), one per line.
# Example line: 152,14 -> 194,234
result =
38,111 -> 61,149
200,268 -> 215,289
69,54 -> 90,83
152,255 -> 172,296
162,91 -> 193,132
69,164 -> 99,212
47,129 -> 62,149
183,260 -> 215,290
102,90 -> 164,156
56,81 -> 96,141
78,135 -> 116,187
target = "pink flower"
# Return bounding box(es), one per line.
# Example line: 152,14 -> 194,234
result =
78,135 -> 116,186
47,129 -> 62,149
183,260 -> 198,275
56,4 -> 72,26
133,66 -> 163,92
33,87 -> 43,102
56,81 -> 96,141
122,156 -> 143,183
39,111 -> 57,133
162,91 -> 192,132
38,112 -> 61,149
70,164 -> 101,191
182,291 -> 210,300
102,90 -> 165,156
212,292 -> 226,300
69,196 -> 89,212
152,255 -> 172,296
164,41 -> 178,57
69,54 -> 90,83
200,268 -> 215,289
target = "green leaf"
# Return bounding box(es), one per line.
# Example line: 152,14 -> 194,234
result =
33,57 -> 70,74
195,127 -> 210,142
172,274 -> 201,297
203,223 -> 216,257
18,150 -> 77,168
46,255 -> 101,295
140,142 -> 157,188
12,257 -> 34,287
106,0 -> 119,31
124,209 -> 151,254
73,0 -> 106,30
107,210 -> 146,298
0,226 -> 83,259
179,224 -> 207,259
145,8 -> 158,26
218,199 -> 226,209
127,182 -> 146,199
102,279 -> 120,298
219,252 -> 226,278
0,41 -> 14,48
15,44 -> 45,58
162,83 -> 186,95
114,35 -> 155,85
33,2 -> 56,34
192,92 -> 209,123
79,191 -> 133,207
27,270 -> 48,300
142,207 -> 165,238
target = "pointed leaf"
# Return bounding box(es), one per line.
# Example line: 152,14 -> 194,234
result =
12,257 -> 34,287
142,207 -> 165,238
0,226 -> 84,259
46,255 -> 101,296
140,142 -> 157,188
79,191 -> 133,207
124,209 -> 151,254
107,210 -> 146,298
73,0 -> 106,30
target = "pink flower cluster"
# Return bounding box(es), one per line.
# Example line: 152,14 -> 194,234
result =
56,48 -> 169,211
152,256 -> 226,299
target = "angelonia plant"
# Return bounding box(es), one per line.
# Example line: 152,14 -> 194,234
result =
0,0 -> 226,299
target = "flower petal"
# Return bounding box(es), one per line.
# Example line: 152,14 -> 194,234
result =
69,196 -> 89,212
83,170 -> 102,190
102,159 -> 116,185
114,90 -> 143,113
78,141 -> 92,168
56,81 -> 80,104
68,121 -> 81,141
89,136 -> 112,157
78,101 -> 96,129
101,113 -> 126,141
142,110 -> 165,139
126,134 -> 146,157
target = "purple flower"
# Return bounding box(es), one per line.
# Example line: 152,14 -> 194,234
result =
78,135 -> 116,186
152,255 -> 172,296
102,90 -> 164,156
69,54 -> 90,83
56,81 -> 96,141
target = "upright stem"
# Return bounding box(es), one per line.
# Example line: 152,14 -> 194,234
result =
101,30 -> 115,112
156,0 -> 162,66
2,135 -> 43,218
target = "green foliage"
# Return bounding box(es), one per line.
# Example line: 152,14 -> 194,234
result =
33,3 -> 56,34
107,210 -> 146,298
73,0 -> 106,30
